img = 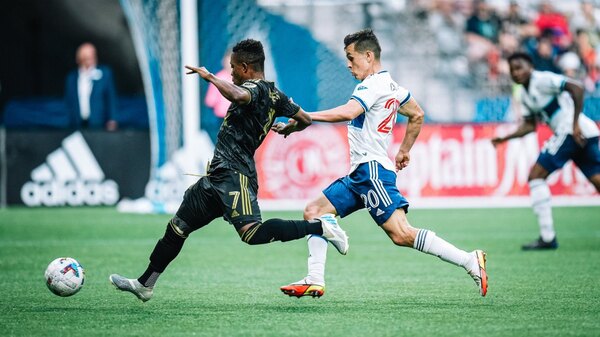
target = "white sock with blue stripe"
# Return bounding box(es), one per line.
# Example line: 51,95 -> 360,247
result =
413,229 -> 472,269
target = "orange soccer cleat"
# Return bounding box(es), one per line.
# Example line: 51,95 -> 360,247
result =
280,279 -> 325,298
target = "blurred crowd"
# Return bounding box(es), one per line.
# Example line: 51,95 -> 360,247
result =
421,0 -> 600,94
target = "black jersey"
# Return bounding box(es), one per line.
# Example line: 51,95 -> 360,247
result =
208,79 -> 300,180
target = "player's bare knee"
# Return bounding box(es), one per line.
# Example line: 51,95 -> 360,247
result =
304,203 -> 320,220
528,164 -> 549,181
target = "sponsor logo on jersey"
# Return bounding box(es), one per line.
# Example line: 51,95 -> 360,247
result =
20,132 -> 120,207
357,85 -> 368,91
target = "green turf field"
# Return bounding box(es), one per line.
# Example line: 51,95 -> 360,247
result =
0,207 -> 599,337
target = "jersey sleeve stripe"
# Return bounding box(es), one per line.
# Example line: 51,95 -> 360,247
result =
559,79 -> 566,91
399,92 -> 411,106
351,95 -> 368,112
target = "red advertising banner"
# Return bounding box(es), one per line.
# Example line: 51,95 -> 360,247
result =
255,123 -> 599,209
256,125 -> 350,200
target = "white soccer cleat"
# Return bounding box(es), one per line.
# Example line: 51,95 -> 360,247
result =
319,214 -> 349,255
467,250 -> 488,297
109,274 -> 153,302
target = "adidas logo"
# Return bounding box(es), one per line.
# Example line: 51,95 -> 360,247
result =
117,130 -> 215,214
20,132 -> 120,206
376,208 -> 385,216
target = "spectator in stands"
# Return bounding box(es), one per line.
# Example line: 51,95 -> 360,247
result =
465,0 -> 502,81
575,29 -> 599,92
499,0 -> 537,53
429,0 -> 468,79
570,0 -> 600,49
557,50 -> 583,79
466,0 -> 502,44
64,42 -> 118,131
500,0 -> 530,39
530,33 -> 561,74
533,1 -> 572,52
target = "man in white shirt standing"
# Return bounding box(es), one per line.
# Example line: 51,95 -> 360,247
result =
492,52 -> 600,250
274,29 -> 488,298
65,43 -> 118,130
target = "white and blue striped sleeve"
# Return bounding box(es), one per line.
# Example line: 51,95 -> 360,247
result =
350,80 -> 378,112
397,86 -> 411,107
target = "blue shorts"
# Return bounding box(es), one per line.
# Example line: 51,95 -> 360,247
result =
322,161 -> 409,226
538,135 -> 600,178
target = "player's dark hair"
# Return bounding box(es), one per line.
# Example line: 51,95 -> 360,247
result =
507,52 -> 533,65
344,29 -> 381,60
232,39 -> 265,72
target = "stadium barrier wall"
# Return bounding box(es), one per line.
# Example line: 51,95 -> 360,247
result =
256,123 -> 600,210
5,124 -> 598,209
5,130 -> 150,206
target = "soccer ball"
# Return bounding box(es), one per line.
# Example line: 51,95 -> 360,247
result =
45,257 -> 85,297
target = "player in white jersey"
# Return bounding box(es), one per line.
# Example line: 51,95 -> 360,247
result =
492,52 -> 600,250
273,29 -> 488,298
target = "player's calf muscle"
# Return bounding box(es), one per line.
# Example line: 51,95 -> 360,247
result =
240,218 -> 322,245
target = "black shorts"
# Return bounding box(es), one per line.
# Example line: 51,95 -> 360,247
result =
174,168 -> 262,234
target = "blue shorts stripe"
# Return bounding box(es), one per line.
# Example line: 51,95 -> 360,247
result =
376,180 -> 392,206
322,161 -> 409,226
369,162 -> 392,207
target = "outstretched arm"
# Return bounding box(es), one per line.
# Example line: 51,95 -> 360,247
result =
185,65 -> 250,105
309,99 -> 364,122
491,118 -> 537,147
272,99 -> 363,137
287,109 -> 313,133
395,97 -> 425,171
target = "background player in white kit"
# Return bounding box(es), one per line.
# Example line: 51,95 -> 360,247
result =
274,29 -> 488,298
492,52 -> 600,250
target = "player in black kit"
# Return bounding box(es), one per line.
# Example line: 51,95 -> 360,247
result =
109,39 -> 349,302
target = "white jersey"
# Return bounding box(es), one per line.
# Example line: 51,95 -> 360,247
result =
348,71 -> 411,173
520,70 -> 599,138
